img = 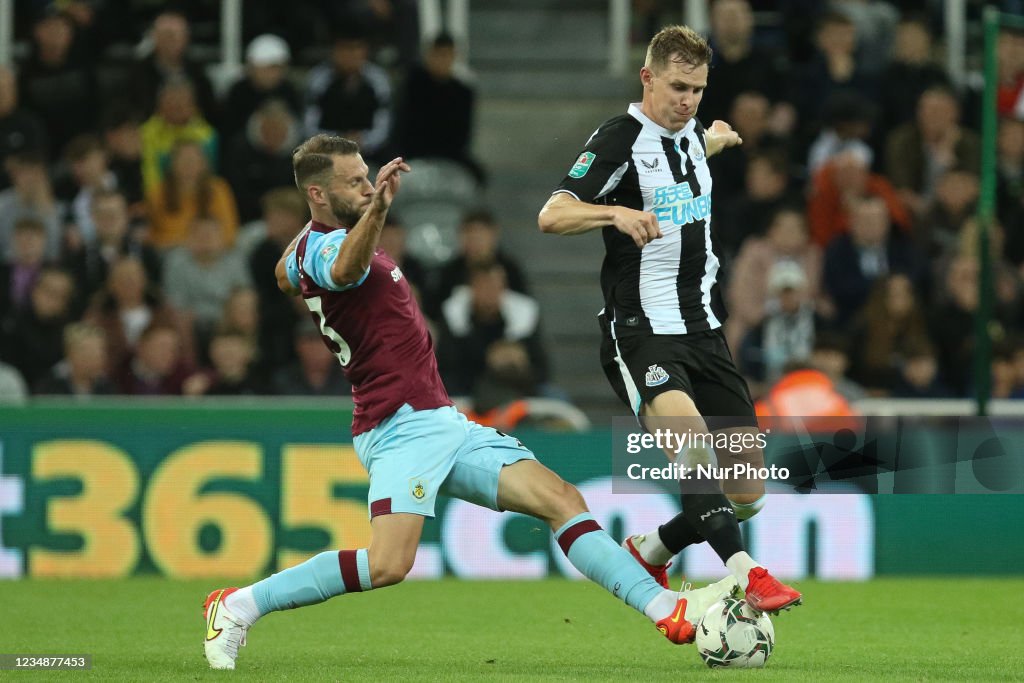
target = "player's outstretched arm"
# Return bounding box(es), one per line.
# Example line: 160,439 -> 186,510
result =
330,157 -> 410,287
705,120 -> 743,158
538,192 -> 662,248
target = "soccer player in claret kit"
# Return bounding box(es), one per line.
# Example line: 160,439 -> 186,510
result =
201,134 -> 739,670
538,26 -> 802,612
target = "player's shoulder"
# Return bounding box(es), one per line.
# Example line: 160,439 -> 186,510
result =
593,113 -> 643,141
585,113 -> 643,156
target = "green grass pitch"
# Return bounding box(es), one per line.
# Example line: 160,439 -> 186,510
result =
1,577 -> 1022,681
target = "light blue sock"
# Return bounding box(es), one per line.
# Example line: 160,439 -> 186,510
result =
555,512 -> 664,615
252,549 -> 369,615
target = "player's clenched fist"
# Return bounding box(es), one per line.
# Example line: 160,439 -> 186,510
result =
611,206 -> 663,248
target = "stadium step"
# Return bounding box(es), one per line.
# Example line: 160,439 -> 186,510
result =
468,2 -> 634,98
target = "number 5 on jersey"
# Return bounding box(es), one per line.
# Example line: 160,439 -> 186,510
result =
305,295 -> 351,365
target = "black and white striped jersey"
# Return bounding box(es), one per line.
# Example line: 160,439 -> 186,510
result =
554,103 -> 726,338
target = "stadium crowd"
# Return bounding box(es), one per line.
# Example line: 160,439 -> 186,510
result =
0,0 -> 1023,414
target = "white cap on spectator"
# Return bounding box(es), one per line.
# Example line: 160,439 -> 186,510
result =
834,139 -> 873,167
767,261 -> 808,293
247,34 -> 290,66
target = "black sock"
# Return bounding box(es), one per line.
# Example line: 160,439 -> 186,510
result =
658,494 -> 744,563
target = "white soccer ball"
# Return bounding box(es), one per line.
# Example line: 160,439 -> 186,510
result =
695,598 -> 774,669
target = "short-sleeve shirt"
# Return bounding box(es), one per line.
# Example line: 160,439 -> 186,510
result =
554,103 -> 726,337
291,220 -> 451,435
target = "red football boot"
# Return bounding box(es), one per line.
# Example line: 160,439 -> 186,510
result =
622,535 -> 672,589
744,567 -> 802,613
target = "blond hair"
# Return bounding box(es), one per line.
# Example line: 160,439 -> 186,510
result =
645,25 -> 713,72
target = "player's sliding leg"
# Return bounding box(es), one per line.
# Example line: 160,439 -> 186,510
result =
494,458 -> 737,644
203,513 -> 424,670
621,391 -> 801,613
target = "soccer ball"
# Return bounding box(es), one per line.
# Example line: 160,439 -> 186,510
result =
695,598 -> 774,669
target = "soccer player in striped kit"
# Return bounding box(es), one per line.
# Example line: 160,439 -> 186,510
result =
539,25 -> 801,614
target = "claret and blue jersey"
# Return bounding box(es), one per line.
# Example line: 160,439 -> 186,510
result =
286,220 -> 450,435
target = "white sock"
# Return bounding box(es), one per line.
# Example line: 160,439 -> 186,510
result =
224,586 -> 260,627
643,589 -> 678,622
725,551 -> 762,589
632,531 -> 674,566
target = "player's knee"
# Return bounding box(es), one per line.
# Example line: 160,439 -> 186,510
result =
542,480 -> 587,525
367,550 -> 415,588
728,492 -> 766,521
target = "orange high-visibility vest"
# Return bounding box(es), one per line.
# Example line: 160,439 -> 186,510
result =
755,369 -> 860,433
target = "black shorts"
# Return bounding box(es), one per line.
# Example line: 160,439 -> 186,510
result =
600,318 -> 757,429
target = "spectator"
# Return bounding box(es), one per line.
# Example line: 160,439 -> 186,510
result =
248,188 -> 308,371
0,360 -> 28,403
147,141 -> 239,249
305,29 -> 391,160
378,213 -> 429,301
0,65 -> 48,188
808,331 -> 867,402
0,267 -> 74,387
430,208 -> 529,317
807,141 -> 911,247
115,323 -> 190,395
715,149 -> 800,254
739,261 -> 819,385
700,0 -> 793,130
101,107 -> 145,209
1010,340 -> 1024,399
83,256 -> 192,372
0,151 -> 64,260
34,322 -> 114,396
823,196 -> 924,325
997,117 -> 1024,263
708,91 -> 782,198
990,344 -> 1020,399
59,134 -> 118,248
885,86 -> 981,215
17,8 -> 97,161
0,217 -> 49,320
439,261 -> 547,395
469,339 -> 542,428
219,287 -> 261,342
889,339 -> 952,398
184,330 -> 264,396
928,256 -> 983,396
806,90 -> 876,175
726,207 -> 823,350
214,286 -> 268,384
878,16 -> 949,133
391,33 -> 483,182
221,34 -> 302,138
271,319 -> 351,396
140,78 -> 218,194
833,0 -> 899,75
997,27 -> 1024,118
848,273 -> 933,392
915,169 -> 980,258
65,188 -> 161,301
224,100 -> 302,222
329,0 -> 421,68
162,217 -> 252,340
129,11 -> 217,121
793,12 -> 877,135
955,218 -> 1022,326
